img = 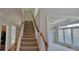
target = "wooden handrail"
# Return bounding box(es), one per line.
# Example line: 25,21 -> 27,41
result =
16,22 -> 24,51
32,15 -> 39,32
40,32 -> 48,50
32,15 -> 48,50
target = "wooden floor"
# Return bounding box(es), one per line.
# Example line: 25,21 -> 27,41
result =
0,43 -> 1,51
0,44 -> 5,51
0,43 -> 16,51
9,44 -> 16,51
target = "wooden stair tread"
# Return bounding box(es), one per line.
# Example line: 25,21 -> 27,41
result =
20,21 -> 39,51
21,42 -> 38,46
20,46 -> 39,51
21,46 -> 39,49
22,37 -> 35,39
21,39 -> 37,42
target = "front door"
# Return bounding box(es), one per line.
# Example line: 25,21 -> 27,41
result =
1,25 -> 6,51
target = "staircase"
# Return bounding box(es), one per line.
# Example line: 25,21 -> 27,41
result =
20,21 -> 39,51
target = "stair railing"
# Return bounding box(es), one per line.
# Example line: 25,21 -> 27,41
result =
16,21 -> 25,51
32,15 -> 48,51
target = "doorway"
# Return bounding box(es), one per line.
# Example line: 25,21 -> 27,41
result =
1,25 -> 6,51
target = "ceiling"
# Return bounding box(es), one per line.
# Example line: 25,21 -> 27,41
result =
21,8 -> 39,21
40,8 -> 79,24
0,8 -> 35,26
0,8 -> 24,25
1,8 -> 79,26
41,8 -> 79,30
40,8 -> 79,16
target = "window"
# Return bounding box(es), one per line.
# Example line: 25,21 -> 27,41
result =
64,29 -> 72,44
73,28 -> 79,46
57,23 -> 79,49
58,29 -> 64,42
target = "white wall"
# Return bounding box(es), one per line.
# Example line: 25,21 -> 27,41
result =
34,12 -> 46,51
38,10 -> 47,41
